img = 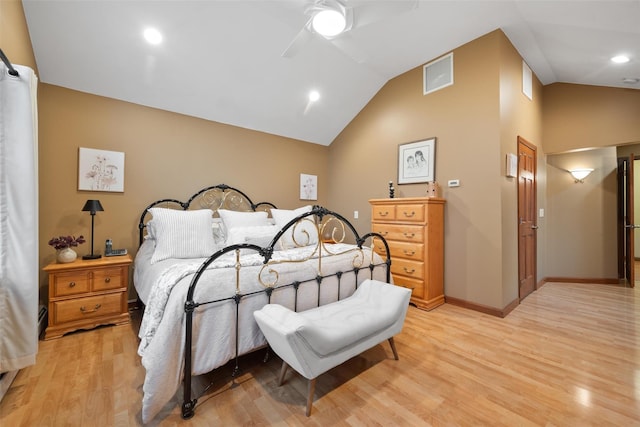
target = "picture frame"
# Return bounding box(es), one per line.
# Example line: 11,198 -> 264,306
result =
78,147 -> 125,192
398,138 -> 436,184
300,173 -> 317,200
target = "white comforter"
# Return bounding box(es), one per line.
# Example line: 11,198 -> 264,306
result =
134,240 -> 387,423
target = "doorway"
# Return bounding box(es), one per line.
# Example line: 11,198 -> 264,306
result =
617,154 -> 637,288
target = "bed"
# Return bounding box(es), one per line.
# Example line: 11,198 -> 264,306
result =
133,184 -> 391,423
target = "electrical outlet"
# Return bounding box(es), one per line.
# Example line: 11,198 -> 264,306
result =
354,210 -> 359,219
448,179 -> 460,187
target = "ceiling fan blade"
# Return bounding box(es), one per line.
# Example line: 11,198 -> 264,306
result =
281,19 -> 313,58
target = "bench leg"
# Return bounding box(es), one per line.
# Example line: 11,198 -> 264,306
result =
278,361 -> 289,386
306,378 -> 317,417
388,337 -> 399,360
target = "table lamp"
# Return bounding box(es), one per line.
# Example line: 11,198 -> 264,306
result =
82,199 -> 104,259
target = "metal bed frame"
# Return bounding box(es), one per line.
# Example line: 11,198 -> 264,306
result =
136,184 -> 391,420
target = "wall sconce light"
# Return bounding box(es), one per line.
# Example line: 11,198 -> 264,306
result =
81,199 -> 104,259
569,169 -> 594,183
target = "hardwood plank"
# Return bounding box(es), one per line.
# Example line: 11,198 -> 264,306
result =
1,282 -> 638,425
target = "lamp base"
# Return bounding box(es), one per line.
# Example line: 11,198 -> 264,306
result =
82,254 -> 102,260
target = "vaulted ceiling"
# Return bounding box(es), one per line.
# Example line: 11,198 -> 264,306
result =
22,0 -> 640,145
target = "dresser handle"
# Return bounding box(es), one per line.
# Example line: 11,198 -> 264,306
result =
403,250 -> 415,256
68,281 -> 76,288
403,267 -> 415,274
80,304 -> 101,314
403,211 -> 416,217
378,211 -> 389,217
380,231 -> 388,236
403,232 -> 415,238
105,277 -> 111,283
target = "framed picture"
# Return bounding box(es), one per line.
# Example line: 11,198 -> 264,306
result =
398,138 -> 436,184
300,173 -> 317,200
78,147 -> 125,192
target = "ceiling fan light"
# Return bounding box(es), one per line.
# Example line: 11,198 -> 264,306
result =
312,9 -> 346,37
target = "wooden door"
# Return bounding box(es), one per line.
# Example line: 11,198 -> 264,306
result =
518,137 -> 537,300
618,155 -> 636,287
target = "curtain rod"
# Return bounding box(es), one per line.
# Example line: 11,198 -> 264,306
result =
0,48 -> 20,77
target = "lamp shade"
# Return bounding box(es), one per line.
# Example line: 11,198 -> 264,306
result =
81,199 -> 104,213
569,169 -> 594,182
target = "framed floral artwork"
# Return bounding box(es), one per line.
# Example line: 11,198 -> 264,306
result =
300,173 -> 317,200
398,137 -> 436,184
78,147 -> 125,192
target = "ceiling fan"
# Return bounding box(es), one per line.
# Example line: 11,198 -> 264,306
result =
281,0 -> 418,62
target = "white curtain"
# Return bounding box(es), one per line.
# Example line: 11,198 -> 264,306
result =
0,63 -> 39,373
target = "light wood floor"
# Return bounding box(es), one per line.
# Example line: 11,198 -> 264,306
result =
1,281 -> 639,426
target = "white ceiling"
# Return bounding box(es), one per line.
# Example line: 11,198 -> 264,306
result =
22,0 -> 640,146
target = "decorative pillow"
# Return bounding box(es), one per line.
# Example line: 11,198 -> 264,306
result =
226,225 -> 278,248
271,205 -> 318,249
148,208 -> 217,264
218,209 -> 270,231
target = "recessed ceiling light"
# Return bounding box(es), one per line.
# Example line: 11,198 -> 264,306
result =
312,9 -> 346,37
309,90 -> 320,102
144,28 -> 163,45
611,55 -> 630,64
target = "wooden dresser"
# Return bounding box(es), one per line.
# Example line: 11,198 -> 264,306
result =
43,255 -> 132,339
369,197 -> 445,310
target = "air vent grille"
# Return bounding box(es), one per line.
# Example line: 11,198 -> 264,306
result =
423,52 -> 453,95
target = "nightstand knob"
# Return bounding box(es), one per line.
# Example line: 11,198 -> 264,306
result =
69,281 -> 76,288
104,277 -> 111,283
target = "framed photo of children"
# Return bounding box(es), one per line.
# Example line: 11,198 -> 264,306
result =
398,138 -> 436,184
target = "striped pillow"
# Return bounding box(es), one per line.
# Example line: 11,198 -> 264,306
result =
148,208 -> 216,264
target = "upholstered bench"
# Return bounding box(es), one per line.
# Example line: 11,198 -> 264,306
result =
253,279 -> 412,416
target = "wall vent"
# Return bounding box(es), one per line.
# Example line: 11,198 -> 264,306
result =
423,52 -> 453,95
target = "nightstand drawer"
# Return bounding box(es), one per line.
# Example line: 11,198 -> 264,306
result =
92,267 -> 125,291
52,271 -> 90,297
53,293 -> 123,324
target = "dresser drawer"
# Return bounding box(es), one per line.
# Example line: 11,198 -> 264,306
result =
373,239 -> 424,261
392,276 -> 424,299
396,204 -> 425,223
391,258 -> 424,280
52,271 -> 90,297
92,267 -> 125,291
372,224 -> 424,243
52,292 -> 124,324
372,205 -> 396,221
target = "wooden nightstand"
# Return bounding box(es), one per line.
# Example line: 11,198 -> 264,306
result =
43,254 -> 132,340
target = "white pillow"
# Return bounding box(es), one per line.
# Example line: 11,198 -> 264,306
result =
218,209 -> 270,232
226,225 -> 278,248
148,208 -> 217,264
271,205 -> 318,249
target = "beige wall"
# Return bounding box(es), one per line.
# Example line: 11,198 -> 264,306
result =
328,30 -> 543,310
543,83 -> 640,153
545,148 -> 618,278
0,0 -> 37,72
37,86 -> 329,300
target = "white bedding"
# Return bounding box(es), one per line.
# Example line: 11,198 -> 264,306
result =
134,239 -> 388,423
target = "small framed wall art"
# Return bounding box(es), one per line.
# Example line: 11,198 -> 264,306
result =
398,137 -> 436,184
300,173 -> 317,200
78,147 -> 125,192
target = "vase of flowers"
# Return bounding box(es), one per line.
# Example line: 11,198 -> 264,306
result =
48,235 -> 86,263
